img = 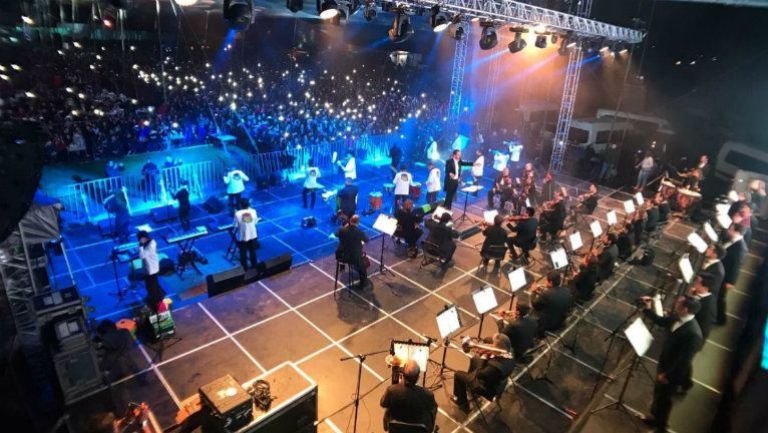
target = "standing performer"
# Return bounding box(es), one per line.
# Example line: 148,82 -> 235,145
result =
389,144 -> 402,176
337,151 -> 357,180
338,178 -> 359,222
635,152 -> 655,191
223,166 -> 249,214
104,188 -> 130,243
173,180 -> 191,231
138,231 -> 165,310
486,167 -> 511,210
425,136 -> 440,162
443,149 -> 473,210
425,161 -> 441,204
141,159 -> 159,202
234,199 -> 259,270
302,159 -> 322,209
717,224 -> 746,325
393,165 -> 414,208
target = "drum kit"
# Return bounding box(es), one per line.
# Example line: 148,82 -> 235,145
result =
409,182 -> 422,200
368,192 -> 383,211
658,178 -> 702,212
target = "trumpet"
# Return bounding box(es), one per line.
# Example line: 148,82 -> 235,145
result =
460,336 -> 513,359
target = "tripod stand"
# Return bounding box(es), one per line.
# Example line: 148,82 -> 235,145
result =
108,250 -> 135,302
455,186 -> 482,225
340,349 -> 389,433
589,352 -> 647,431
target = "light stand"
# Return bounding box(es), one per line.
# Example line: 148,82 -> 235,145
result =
340,349 -> 389,433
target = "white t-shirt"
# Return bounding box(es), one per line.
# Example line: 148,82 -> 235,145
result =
234,208 -> 259,242
224,170 -> 249,194
393,172 -> 413,195
427,141 -> 440,161
426,167 -> 441,193
139,239 -> 159,276
304,166 -> 321,189
341,157 -> 357,180
509,143 -> 523,162
472,156 -> 485,177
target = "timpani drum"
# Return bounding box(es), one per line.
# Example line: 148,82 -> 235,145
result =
369,192 -> 383,211
676,188 -> 702,211
383,183 -> 394,195
659,180 -> 678,200
409,182 -> 422,200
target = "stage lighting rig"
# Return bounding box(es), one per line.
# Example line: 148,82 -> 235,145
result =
363,1 -> 377,21
387,6 -> 414,43
318,0 -> 360,21
507,27 -> 527,53
223,0 -> 253,29
286,0 -> 303,13
478,21 -> 497,50
535,34 -> 547,48
430,5 -> 450,32
449,16 -> 465,40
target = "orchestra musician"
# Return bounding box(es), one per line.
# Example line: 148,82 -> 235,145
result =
630,207 -> 647,247
506,206 -> 538,261
615,221 -> 635,261
539,171 -> 557,204
335,215 -> 370,291
450,333 -> 515,411
696,154 -> 710,182
223,166 -> 249,214
424,212 -> 459,273
698,244 -> 725,298
654,192 -> 671,223
425,161 -> 441,204
479,214 -> 508,273
443,149 -> 473,209
393,165 -> 415,208
595,233 -> 619,282
573,183 -> 599,216
394,200 -> 423,258
337,178 -> 359,222
644,199 -> 660,234
337,151 -> 357,180
137,230 -> 165,310
538,192 -> 566,243
380,360 -> 437,432
173,180 -> 191,231
717,223 -> 746,325
679,168 -> 702,191
494,304 -> 538,363
472,149 -> 485,186
571,255 -> 599,303
519,163 -> 537,205
234,199 -> 259,270
486,167 -> 511,210
531,272 -> 573,336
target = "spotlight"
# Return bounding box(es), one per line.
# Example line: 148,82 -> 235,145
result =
430,6 -> 449,33
479,22 -> 497,50
286,0 -> 303,13
175,0 -> 198,5
508,31 -> 526,53
318,0 -> 359,21
363,1 -> 376,21
223,0 -> 253,29
535,35 -> 547,49
318,0 -> 339,19
387,8 -> 413,43
449,17 -> 465,40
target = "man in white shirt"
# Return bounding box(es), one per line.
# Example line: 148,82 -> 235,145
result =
337,151 -> 357,180
138,231 -> 164,310
471,150 -> 485,185
426,137 -> 440,162
234,199 -> 259,270
303,159 -> 322,209
393,165 -> 414,208
223,166 -> 250,214
425,161 -> 441,204
635,152 -> 655,191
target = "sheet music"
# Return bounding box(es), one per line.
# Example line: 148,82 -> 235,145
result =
679,254 -> 694,283
460,185 -> 483,193
569,232 -> 583,251
653,294 -> 664,317
687,232 -> 708,254
634,192 -> 645,206
373,214 -> 398,236
436,305 -> 461,339
550,248 -> 568,270
703,222 -> 718,242
590,220 -> 603,237
507,267 -> 527,292
606,210 -> 617,226
432,206 -> 452,221
624,317 -> 654,357
472,286 -> 498,315
393,342 -> 430,373
623,200 -> 636,214
483,210 -> 499,224
716,213 -> 732,229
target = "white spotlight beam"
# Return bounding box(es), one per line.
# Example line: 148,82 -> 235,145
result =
394,0 -> 644,43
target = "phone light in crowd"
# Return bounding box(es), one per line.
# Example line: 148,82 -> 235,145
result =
11,64 -> 21,71
78,93 -> 86,99
0,74 -> 9,81
21,16 -> 34,25
102,18 -> 113,29
73,41 -> 82,48
230,102 -> 237,111
172,122 -> 179,128
25,92 -> 36,98
143,120 -> 150,126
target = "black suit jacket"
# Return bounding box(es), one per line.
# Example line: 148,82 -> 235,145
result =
532,286 -> 573,334
481,225 -> 507,253
469,356 -> 516,399
698,261 -> 725,296
443,158 -> 472,191
508,218 -> 538,244
597,244 -> 618,281
424,219 -> 458,257
645,206 -> 660,231
338,185 -> 359,215
335,225 -> 368,262
499,316 -> 538,361
695,293 -> 716,340
173,187 -> 190,211
722,239 -> 746,285
380,382 -> 437,431
644,310 -> 703,385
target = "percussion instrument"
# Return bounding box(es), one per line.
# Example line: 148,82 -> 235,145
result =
383,183 -> 394,195
676,188 -> 702,211
409,182 -> 422,200
368,192 -> 383,211
659,180 -> 678,200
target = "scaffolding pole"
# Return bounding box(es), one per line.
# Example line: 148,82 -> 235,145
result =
448,29 -> 470,122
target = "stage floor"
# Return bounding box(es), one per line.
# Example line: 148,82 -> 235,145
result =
62,166 -> 764,433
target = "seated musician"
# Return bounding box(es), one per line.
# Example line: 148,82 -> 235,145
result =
486,167 -> 511,210
596,233 -> 619,281
495,305 -> 538,363
531,272 -> 573,336
424,212 -> 459,272
645,200 -> 660,233
680,168 -> 702,191
539,171 -> 557,204
574,183 -> 599,215
630,208 -> 647,246
539,192 -> 566,242
451,334 -> 515,411
520,163 -> 537,205
394,200 -> 424,258
506,206 -> 538,261
480,214 -> 508,273
380,360 -> 437,432
335,215 -> 370,290
571,256 -> 599,303
654,192 -> 671,223
498,176 -> 517,212
615,222 -> 635,261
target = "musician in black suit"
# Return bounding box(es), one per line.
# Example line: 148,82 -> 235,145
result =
424,212 -> 459,272
690,277 -> 716,341
698,244 -> 725,299
641,295 -> 703,433
173,180 -> 191,231
394,200 -> 423,257
335,215 -> 370,290
337,177 -> 359,222
480,214 -> 508,273
539,192 -> 566,242
496,305 -> 538,363
645,200 -> 660,233
506,207 -> 538,261
717,224 -> 747,325
443,149 -> 473,209
531,272 -> 573,336
451,334 -> 515,411
596,233 -> 619,282
486,167 -> 510,210
571,257 -> 599,303
380,360 -> 437,432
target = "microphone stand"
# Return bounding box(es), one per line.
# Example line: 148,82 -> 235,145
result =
340,349 -> 390,433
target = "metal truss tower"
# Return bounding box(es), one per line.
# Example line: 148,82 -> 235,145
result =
448,30 -> 470,122
480,53 -> 503,132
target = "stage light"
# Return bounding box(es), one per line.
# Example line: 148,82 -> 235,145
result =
286,0 -> 303,13
535,34 -> 547,49
175,0 -> 198,5
508,31 -> 526,53
318,0 -> 359,21
363,1 -> 376,21
430,6 -> 449,33
449,17 -> 465,40
479,22 -> 497,50
387,8 -> 413,43
223,0 -> 253,29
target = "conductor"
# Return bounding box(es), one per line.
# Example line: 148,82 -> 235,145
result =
443,149 -> 473,210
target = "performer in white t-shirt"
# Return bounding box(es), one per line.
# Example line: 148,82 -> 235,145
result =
393,165 -> 414,208
223,167 -> 249,213
234,199 -> 259,270
303,159 -> 322,209
425,161 -> 441,204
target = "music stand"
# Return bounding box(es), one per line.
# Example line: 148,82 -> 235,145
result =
686,231 -> 708,254
373,214 -> 398,275
432,205 -> 452,222
483,210 -> 498,224
634,192 -> 645,207
434,304 -> 462,378
590,317 -> 654,427
606,210 -> 618,227
472,286 -> 498,339
678,254 -> 694,284
390,339 -> 431,386
506,266 -> 527,310
456,185 -> 483,224
549,247 -> 568,271
340,348 -> 391,433
590,220 -> 603,250
703,222 -> 719,243
716,213 -> 732,230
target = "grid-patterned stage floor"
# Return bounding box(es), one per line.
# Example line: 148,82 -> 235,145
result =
63,165 -> 762,433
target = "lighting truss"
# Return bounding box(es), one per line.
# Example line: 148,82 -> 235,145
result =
391,0 -> 644,43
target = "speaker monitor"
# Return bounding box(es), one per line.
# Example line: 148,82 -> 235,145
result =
256,254 -> 292,279
203,196 -> 225,214
206,266 -> 245,297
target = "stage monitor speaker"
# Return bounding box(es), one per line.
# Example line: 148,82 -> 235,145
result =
150,204 -> 176,223
206,266 -> 245,297
203,196 -> 225,214
199,375 -> 253,432
301,216 -> 316,229
257,254 -> 292,279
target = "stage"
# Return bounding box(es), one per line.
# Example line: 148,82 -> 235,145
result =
59,161 -> 763,433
